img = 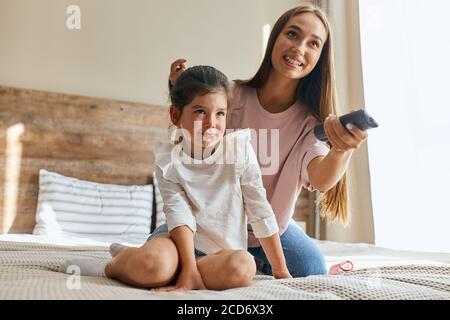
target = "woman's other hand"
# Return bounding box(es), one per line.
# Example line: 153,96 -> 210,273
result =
169,58 -> 188,87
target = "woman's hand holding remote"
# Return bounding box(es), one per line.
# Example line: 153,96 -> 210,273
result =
323,112 -> 368,153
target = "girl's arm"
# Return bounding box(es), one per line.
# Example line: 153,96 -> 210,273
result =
153,165 -> 206,291
168,225 -> 207,290
238,132 -> 291,278
258,234 -> 291,279
153,225 -> 206,292
308,114 -> 368,192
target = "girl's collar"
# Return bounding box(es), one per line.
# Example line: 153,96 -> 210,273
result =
177,138 -> 224,165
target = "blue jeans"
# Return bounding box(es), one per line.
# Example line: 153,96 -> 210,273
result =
248,220 -> 326,278
146,224 -> 206,259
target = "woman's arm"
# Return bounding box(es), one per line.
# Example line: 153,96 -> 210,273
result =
308,114 -> 368,192
307,150 -> 352,192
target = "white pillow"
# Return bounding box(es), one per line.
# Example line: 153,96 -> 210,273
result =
152,172 -> 166,230
33,169 -> 153,244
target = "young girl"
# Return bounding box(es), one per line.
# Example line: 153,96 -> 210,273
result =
169,4 -> 368,277
60,65 -> 291,291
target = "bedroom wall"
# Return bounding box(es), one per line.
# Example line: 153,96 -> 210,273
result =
0,0 -> 308,106
0,0 -> 376,244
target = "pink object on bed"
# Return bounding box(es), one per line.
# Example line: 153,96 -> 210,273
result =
329,260 -> 354,275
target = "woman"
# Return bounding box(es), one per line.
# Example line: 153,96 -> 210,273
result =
168,4 -> 367,278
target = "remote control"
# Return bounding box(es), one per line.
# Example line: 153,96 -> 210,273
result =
314,109 -> 379,142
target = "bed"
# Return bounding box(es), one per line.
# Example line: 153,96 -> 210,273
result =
1,234 -> 449,300
1,85 -> 449,300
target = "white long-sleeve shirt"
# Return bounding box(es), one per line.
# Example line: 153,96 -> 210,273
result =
154,129 -> 279,255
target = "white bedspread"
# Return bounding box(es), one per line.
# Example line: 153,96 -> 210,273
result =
1,234 -> 449,300
2,234 -> 448,271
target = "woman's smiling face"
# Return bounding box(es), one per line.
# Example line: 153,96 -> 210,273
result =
271,12 -> 328,80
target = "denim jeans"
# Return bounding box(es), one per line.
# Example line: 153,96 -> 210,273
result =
248,220 -> 326,278
147,224 -> 206,259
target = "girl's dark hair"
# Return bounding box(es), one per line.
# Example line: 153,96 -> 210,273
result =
169,65 -> 231,115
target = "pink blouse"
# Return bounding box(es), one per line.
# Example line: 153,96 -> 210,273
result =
227,82 -> 330,247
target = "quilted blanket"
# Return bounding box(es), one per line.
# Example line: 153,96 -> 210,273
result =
1,241 -> 449,300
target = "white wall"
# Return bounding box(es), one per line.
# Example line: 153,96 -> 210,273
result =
0,0 -> 305,106
1,0 -> 377,245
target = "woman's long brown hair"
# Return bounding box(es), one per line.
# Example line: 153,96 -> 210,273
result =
237,4 -> 349,224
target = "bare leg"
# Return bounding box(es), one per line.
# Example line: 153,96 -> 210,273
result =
197,249 -> 256,290
105,235 -> 179,288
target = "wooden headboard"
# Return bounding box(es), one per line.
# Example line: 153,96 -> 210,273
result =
0,86 -> 169,234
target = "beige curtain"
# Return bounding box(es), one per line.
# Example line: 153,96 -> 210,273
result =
315,0 -> 375,244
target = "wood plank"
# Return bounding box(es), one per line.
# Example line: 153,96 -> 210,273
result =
0,87 -> 170,128
0,130 -> 159,162
0,110 -> 170,137
8,216 -> 36,234
0,158 -> 156,196
0,85 -> 168,233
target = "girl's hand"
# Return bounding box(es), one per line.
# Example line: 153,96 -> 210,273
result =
323,112 -> 368,153
151,266 -> 206,292
169,58 -> 188,87
272,268 -> 292,279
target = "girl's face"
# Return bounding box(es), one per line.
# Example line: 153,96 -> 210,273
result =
171,91 -> 227,151
271,12 -> 328,80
